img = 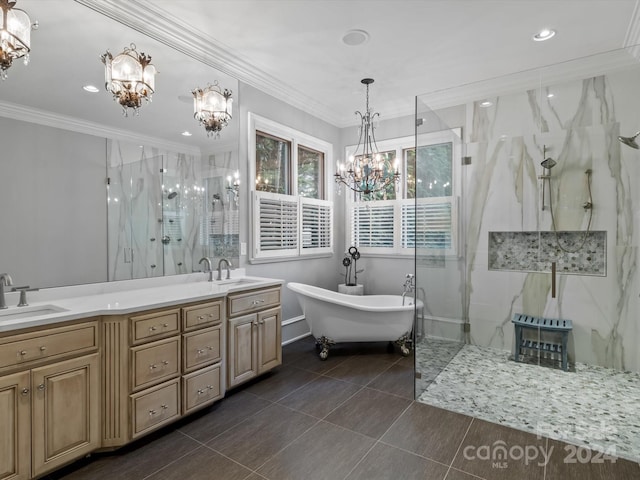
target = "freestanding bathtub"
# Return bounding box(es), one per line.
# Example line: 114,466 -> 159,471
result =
287,282 -> 420,360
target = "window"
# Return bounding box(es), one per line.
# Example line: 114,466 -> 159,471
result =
346,128 -> 460,256
249,113 -> 333,262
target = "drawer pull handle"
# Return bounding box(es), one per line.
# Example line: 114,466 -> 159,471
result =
149,364 -> 157,370
207,385 -> 214,390
161,404 -> 168,410
259,320 -> 265,325
163,323 -> 168,328
19,350 -> 27,356
252,299 -> 265,305
162,360 -> 169,366
198,315 -> 205,320
149,409 -> 157,416
149,326 -> 157,331
208,313 -> 215,318
197,388 -> 206,395
21,387 -> 29,396
39,346 -> 46,352
197,349 -> 204,355
37,383 -> 45,391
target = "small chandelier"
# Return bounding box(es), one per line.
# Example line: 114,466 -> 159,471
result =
192,82 -> 233,137
335,78 -> 399,195
0,0 -> 32,80
101,43 -> 156,116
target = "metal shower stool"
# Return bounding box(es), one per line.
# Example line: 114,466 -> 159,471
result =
512,313 -> 572,371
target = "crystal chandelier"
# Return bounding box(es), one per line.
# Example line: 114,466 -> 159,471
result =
0,0 -> 31,80
334,78 -> 399,195
101,43 -> 156,116
192,82 -> 233,137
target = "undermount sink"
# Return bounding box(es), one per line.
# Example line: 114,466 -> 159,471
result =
0,304 -> 69,322
214,277 -> 261,287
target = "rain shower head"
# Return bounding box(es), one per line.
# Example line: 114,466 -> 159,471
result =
618,131 -> 640,149
541,158 -> 557,169
167,191 -> 178,199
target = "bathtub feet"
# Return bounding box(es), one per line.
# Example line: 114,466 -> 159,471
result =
394,333 -> 412,357
315,336 -> 335,361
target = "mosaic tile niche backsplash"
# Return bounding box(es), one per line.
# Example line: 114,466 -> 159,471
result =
488,231 -> 606,276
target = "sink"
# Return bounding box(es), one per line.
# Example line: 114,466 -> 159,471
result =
0,304 -> 69,322
214,278 -> 261,287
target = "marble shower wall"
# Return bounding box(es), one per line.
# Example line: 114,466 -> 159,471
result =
421,68 -> 640,372
106,141 -> 239,281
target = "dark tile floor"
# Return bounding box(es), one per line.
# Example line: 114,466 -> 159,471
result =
48,336 -> 640,480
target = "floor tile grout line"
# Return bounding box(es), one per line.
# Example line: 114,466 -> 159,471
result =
250,369 -> 322,403
443,415 -> 476,478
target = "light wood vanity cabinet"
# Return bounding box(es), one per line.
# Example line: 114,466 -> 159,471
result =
0,320 -> 100,480
101,299 -> 225,448
227,287 -> 282,389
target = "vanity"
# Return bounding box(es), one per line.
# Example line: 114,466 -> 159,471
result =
0,273 -> 282,480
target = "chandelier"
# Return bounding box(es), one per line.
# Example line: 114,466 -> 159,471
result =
334,78 -> 399,195
0,0 -> 31,80
192,82 -> 233,137
101,43 -> 156,116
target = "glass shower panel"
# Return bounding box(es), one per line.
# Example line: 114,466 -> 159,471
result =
107,152 -> 163,281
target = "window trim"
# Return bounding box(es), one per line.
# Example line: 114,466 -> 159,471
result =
248,113 -> 334,263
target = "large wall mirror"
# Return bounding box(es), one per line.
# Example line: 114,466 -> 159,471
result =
0,0 -> 240,289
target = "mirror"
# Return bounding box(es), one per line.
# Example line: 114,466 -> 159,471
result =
0,1 -> 240,289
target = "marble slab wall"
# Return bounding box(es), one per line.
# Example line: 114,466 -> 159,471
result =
106,141 -> 240,281
419,68 -> 640,372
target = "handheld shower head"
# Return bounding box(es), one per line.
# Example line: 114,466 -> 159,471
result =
167,191 -> 178,199
618,131 -> 640,149
541,158 -> 556,169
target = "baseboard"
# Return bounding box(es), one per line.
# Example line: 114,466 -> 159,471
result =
281,315 -> 310,345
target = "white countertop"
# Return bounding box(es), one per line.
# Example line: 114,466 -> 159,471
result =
0,270 -> 283,333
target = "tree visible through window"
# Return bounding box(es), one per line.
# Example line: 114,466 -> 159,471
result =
256,131 -> 291,194
298,145 -> 324,199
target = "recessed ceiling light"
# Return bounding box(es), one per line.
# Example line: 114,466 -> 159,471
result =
181,131 -> 193,137
83,85 -> 99,93
480,100 -> 493,108
533,29 -> 556,42
342,29 -> 369,46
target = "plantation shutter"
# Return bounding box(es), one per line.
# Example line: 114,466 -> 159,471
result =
402,198 -> 455,253
350,201 -> 396,250
253,191 -> 299,258
301,198 -> 333,255
252,191 -> 333,259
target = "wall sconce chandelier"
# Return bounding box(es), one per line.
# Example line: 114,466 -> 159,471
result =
0,0 -> 32,80
226,170 -> 240,204
101,43 -> 156,116
335,78 -> 399,195
192,82 -> 233,137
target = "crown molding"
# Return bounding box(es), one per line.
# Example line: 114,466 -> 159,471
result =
417,50 -> 639,112
74,0 -> 341,127
0,100 -> 201,156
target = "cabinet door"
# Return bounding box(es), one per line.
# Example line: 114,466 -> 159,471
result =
0,371 -> 30,480
257,307 -> 282,374
31,354 -> 100,477
228,314 -> 258,388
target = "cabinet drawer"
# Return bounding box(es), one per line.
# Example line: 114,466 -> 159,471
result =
130,308 -> 180,345
182,301 -> 222,331
130,379 -> 180,438
131,337 -> 180,391
182,364 -> 223,414
0,321 -> 98,370
227,287 -> 281,317
183,325 -> 222,372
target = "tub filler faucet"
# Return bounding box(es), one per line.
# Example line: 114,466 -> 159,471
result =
402,273 -> 415,306
0,273 -> 13,309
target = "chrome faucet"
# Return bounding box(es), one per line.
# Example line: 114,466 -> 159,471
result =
198,257 -> 213,282
0,273 -> 13,309
216,258 -> 232,281
402,273 -> 415,306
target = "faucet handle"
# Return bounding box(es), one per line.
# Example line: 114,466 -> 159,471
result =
12,286 -> 36,307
